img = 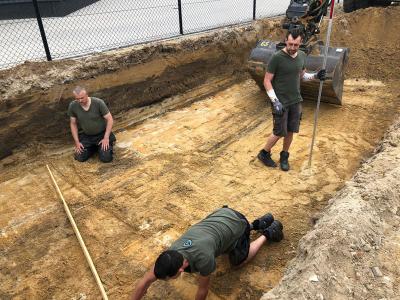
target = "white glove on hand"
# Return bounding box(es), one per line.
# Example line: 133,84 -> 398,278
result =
267,89 -> 284,115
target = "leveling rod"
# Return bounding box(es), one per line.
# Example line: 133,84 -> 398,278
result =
46,165 -> 108,300
308,0 -> 336,168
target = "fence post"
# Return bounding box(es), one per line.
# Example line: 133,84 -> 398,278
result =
177,0 -> 183,34
32,0 -> 52,61
253,0 -> 256,20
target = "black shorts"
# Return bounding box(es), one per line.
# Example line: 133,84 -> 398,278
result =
227,209 -> 251,266
272,102 -> 302,137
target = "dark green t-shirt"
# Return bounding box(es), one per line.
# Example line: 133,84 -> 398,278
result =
169,208 -> 247,276
267,50 -> 306,107
67,97 -> 110,135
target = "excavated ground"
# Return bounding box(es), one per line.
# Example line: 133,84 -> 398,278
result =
1,6 -> 400,300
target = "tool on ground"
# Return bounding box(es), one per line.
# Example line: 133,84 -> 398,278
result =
308,0 -> 336,168
247,0 -> 349,105
46,165 -> 109,300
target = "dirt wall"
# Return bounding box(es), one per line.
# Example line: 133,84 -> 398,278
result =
329,6 -> 400,81
2,6 -> 400,161
0,19 -> 284,159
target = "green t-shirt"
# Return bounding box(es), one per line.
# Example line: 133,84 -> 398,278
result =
67,97 -> 110,135
267,50 -> 306,107
169,208 -> 247,276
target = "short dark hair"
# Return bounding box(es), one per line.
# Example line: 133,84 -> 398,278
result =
154,250 -> 184,279
286,29 -> 304,40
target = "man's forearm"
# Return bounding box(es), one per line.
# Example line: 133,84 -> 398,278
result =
70,122 -> 80,144
195,287 -> 208,300
131,270 -> 156,300
104,117 -> 113,139
131,279 -> 151,300
131,285 -> 146,300
264,79 -> 273,92
195,276 -> 210,300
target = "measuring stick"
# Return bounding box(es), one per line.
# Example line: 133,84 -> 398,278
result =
308,0 -> 336,168
46,165 -> 109,300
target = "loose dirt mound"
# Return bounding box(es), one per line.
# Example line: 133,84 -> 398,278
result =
261,117 -> 400,300
330,6 -> 400,81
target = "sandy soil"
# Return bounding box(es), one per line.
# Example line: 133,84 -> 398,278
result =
261,116 -> 400,300
1,5 -> 400,300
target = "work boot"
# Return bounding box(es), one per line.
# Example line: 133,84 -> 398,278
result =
263,220 -> 284,242
279,151 -> 290,171
251,213 -> 274,232
258,149 -> 277,168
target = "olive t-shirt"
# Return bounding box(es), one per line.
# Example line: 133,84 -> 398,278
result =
67,97 -> 109,135
169,208 -> 247,276
267,50 -> 306,107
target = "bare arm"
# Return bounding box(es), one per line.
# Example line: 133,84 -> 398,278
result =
263,72 -> 274,92
99,112 -> 114,151
195,275 -> 210,300
103,112 -> 113,139
131,269 -> 157,300
70,117 -> 84,153
70,117 -> 79,144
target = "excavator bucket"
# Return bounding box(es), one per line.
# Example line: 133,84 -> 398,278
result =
247,40 -> 350,105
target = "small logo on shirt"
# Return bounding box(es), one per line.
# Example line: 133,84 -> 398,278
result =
183,239 -> 192,247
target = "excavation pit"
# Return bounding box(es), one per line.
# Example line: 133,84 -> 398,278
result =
1,6 -> 400,300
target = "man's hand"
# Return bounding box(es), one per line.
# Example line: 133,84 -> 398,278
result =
98,137 -> 110,151
266,89 -> 284,116
271,99 -> 284,115
74,142 -> 84,154
315,69 -> 326,81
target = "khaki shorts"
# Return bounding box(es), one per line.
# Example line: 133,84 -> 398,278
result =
272,102 -> 302,137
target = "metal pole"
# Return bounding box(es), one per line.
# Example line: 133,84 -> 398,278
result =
178,0 -> 183,34
308,0 -> 335,168
253,0 -> 257,20
46,165 -> 108,300
32,0 -> 52,61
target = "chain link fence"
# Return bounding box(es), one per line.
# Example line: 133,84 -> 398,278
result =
0,0 -> 292,70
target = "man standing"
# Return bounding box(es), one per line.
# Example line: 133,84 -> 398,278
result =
257,30 -> 325,171
131,207 -> 283,300
68,86 -> 116,163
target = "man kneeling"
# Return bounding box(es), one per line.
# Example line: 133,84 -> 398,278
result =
68,86 -> 116,163
131,207 -> 283,300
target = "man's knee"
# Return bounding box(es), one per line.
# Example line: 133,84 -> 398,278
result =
99,149 -> 113,163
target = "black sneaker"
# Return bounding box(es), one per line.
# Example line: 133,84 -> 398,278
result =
257,150 -> 277,168
279,151 -> 290,171
252,213 -> 274,232
263,220 -> 284,242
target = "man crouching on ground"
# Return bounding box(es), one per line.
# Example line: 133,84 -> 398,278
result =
68,86 -> 116,163
131,206 -> 284,300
